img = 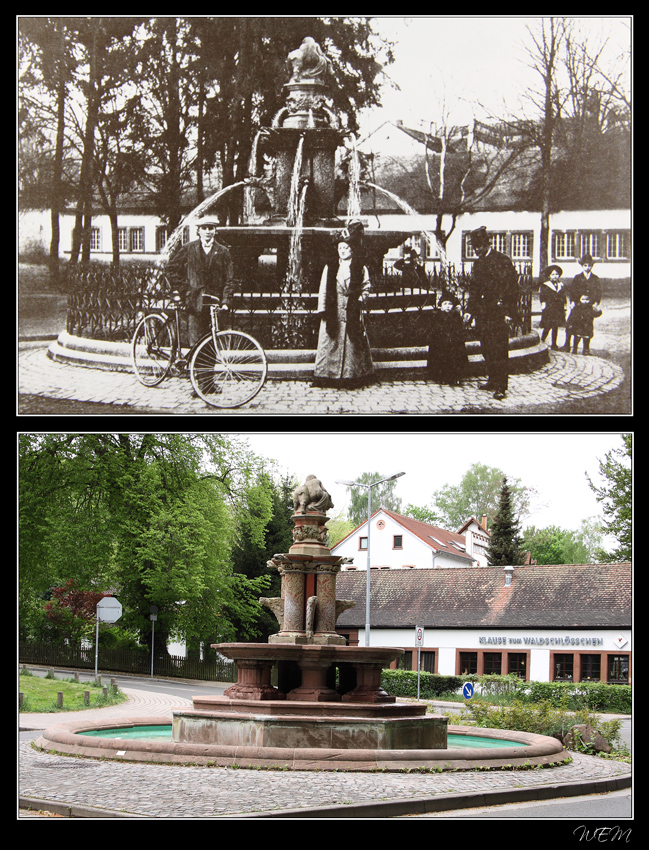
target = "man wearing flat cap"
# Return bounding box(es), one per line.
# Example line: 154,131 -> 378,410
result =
464,226 -> 519,400
166,214 -> 234,345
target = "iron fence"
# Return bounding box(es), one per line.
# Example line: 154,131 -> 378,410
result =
64,261 -> 533,347
19,641 -> 236,683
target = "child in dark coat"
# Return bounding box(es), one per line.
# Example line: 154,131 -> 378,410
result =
538,265 -> 567,350
426,291 -> 469,385
566,293 -> 602,355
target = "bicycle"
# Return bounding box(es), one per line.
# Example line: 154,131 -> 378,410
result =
131,294 -> 268,408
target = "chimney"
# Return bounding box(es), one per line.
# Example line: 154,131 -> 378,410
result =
481,515 -> 488,530
504,565 -> 514,587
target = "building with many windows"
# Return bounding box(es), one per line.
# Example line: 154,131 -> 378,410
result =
334,562 -> 631,684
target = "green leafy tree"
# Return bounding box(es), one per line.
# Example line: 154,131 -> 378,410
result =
229,473 -> 295,641
401,504 -> 444,526
586,434 -> 631,562
522,518 -> 605,565
19,433 -> 274,651
346,471 -> 403,528
486,477 -> 525,566
430,463 -> 536,531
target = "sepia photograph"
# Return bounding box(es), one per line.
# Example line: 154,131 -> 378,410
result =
18,16 -> 632,416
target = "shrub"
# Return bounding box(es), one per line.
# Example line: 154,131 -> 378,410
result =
520,681 -> 631,714
382,669 -> 463,700
461,697 -> 622,748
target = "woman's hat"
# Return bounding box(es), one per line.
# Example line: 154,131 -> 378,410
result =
543,265 -> 563,278
335,219 -> 364,245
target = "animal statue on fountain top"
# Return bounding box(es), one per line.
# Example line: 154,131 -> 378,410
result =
286,37 -> 332,84
292,474 -> 334,515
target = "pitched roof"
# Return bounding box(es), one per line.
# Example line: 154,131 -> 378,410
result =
335,563 -> 631,630
332,509 -> 475,564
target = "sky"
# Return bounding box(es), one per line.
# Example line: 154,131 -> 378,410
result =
357,16 -> 631,146
241,431 -> 629,535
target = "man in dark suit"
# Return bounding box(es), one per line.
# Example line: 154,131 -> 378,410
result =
464,226 -> 519,400
166,214 -> 234,345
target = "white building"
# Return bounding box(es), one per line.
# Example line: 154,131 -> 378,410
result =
332,509 -> 485,571
334,562 -> 631,684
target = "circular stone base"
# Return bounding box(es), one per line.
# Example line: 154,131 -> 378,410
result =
33,717 -> 569,772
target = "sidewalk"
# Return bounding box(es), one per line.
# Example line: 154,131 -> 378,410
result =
19,685 -> 631,819
18,339 -> 629,415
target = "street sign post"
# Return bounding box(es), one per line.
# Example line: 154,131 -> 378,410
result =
150,605 -> 158,677
95,597 -> 122,677
415,626 -> 424,701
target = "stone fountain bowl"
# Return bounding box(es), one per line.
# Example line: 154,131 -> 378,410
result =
33,715 -> 568,772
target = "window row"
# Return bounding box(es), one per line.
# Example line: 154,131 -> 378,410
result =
458,229 -> 630,263
398,650 -> 630,683
359,535 -> 402,550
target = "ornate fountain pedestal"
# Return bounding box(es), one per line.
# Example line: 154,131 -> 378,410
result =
172,474 -> 449,757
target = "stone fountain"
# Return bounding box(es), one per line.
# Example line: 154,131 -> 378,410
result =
49,35 -> 547,379
32,472 -> 568,770
170,475 -> 449,764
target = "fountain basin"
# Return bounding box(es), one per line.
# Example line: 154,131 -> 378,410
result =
34,716 -> 568,772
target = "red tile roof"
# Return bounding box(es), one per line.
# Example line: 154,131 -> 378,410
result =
335,563 -> 631,629
332,509 -> 475,564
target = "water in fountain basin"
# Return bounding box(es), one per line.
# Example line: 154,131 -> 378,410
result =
78,725 -> 526,748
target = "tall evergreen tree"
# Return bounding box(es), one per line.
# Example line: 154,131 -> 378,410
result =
486,477 -> 525,566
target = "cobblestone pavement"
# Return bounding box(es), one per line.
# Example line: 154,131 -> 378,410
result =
20,689 -> 631,819
18,342 -> 628,415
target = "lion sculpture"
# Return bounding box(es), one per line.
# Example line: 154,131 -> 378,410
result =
292,475 -> 334,515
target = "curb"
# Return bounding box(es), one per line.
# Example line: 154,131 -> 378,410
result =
20,773 -> 631,819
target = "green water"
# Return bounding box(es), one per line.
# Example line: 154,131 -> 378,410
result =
79,726 -> 525,748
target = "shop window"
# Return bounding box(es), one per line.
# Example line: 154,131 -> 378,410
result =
580,654 -> 601,682
553,653 -> 574,682
608,655 -> 629,684
460,652 -> 477,675
398,651 -> 413,670
483,652 -> 502,675
420,651 -> 436,674
508,653 -> 527,679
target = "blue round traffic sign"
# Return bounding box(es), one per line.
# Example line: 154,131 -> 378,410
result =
462,682 -> 474,700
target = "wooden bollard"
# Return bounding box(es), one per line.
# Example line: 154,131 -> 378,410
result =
57,691 -> 63,708
84,691 -> 90,705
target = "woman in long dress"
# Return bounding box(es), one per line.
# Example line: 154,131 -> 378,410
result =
312,221 -> 374,388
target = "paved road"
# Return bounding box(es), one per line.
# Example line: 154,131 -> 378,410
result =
19,668 -> 632,820
18,339 -> 629,415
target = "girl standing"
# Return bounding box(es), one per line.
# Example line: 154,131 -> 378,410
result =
538,265 -> 567,350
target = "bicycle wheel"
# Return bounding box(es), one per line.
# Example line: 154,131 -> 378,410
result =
132,314 -> 176,386
189,331 -> 267,408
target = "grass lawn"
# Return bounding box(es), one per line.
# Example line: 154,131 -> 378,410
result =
19,670 -> 128,714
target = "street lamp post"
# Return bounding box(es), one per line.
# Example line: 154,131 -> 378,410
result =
336,472 -> 406,646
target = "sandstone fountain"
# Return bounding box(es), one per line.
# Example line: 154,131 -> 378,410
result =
170,475 -> 449,768
33,475 -> 568,770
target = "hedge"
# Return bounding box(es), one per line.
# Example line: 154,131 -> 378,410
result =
381,669 -> 463,699
380,669 -> 631,714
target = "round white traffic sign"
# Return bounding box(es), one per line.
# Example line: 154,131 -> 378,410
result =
97,597 -> 122,623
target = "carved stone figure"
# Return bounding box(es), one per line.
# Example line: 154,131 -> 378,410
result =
259,596 -> 285,630
292,474 -> 334,514
286,37 -> 331,85
305,596 -> 318,639
335,599 -> 356,624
